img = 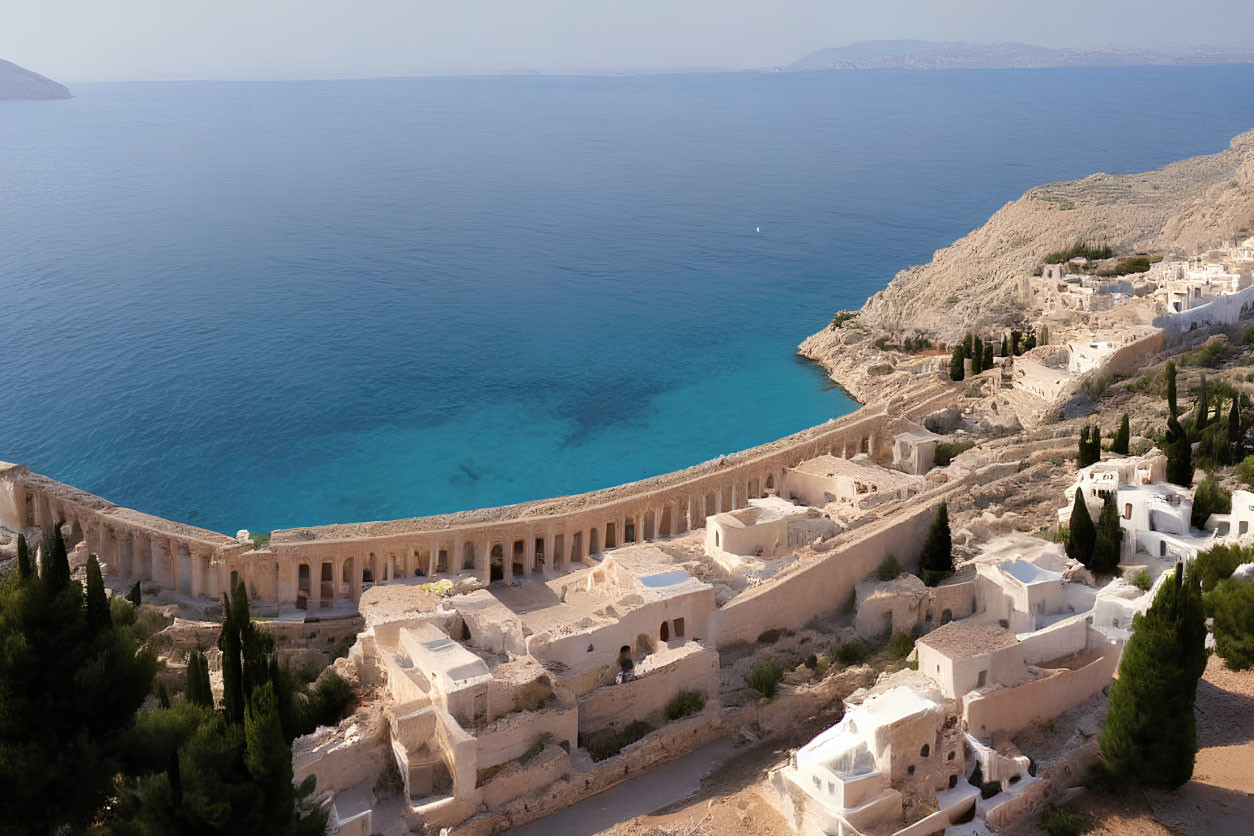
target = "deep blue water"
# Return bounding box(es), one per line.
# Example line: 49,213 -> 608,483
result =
3,67 -> 1254,534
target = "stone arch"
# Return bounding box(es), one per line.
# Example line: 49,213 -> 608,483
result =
705,492 -> 717,517
623,517 -> 635,543
605,522 -> 617,550
643,510 -> 656,540
765,473 -> 776,493
534,537 -> 546,570
342,557 -> 354,597
462,542 -> 476,571
660,620 -> 670,642
659,506 -> 672,537
748,478 -> 760,499
940,609 -> 953,625
297,563 -> 311,601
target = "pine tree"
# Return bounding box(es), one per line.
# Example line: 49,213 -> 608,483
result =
1066,490 -> 1097,565
1166,360 -> 1179,418
1100,563 -> 1207,788
42,522 -> 71,592
919,502 -> 953,586
983,342 -> 993,370
1165,415 -> 1194,487
1090,493 -> 1124,575
85,556 -> 111,633
16,533 -> 33,580
949,344 -> 965,381
1111,413 -> 1131,456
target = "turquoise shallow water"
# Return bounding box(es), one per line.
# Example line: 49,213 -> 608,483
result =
2,67 -> 1254,534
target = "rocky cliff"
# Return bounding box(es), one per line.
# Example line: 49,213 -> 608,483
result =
812,128 -> 1254,345
0,58 -> 71,101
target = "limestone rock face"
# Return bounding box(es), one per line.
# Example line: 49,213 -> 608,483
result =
822,128 -> 1254,344
0,58 -> 71,101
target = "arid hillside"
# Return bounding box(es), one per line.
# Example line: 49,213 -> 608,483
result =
835,128 -> 1254,342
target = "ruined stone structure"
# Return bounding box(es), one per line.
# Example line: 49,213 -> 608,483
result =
1,399 -> 954,611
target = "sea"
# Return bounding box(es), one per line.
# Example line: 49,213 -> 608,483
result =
3,66 -> 1254,534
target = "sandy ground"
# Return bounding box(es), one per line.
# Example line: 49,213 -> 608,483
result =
1040,654 -> 1254,836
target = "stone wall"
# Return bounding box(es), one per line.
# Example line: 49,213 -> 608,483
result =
963,640 -> 1119,738
576,644 -> 719,734
714,493 -> 950,647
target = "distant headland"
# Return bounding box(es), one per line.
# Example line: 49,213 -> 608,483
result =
0,58 -> 71,101
787,40 -> 1254,73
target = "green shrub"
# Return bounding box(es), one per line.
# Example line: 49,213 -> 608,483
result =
832,640 -> 870,667
804,653 -> 818,670
830,312 -> 856,330
1191,476 -> 1231,529
1038,804 -> 1093,836
934,441 -> 974,467
664,690 -> 706,721
1193,543 -> 1251,593
248,531 -> 271,549
110,596 -> 138,628
1084,375 -> 1112,401
1044,242 -> 1113,264
1131,570 -> 1153,591
877,555 -> 901,581
1180,339 -> 1234,369
888,632 -> 914,659
745,659 -> 784,698
1239,454 -> 1254,488
1206,579 -> 1254,670
308,671 -> 354,729
1095,256 -> 1151,277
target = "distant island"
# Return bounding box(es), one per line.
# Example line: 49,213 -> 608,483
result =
788,40 -> 1254,72
0,58 -> 71,101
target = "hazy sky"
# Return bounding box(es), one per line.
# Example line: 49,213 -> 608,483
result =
7,0 -> 1254,83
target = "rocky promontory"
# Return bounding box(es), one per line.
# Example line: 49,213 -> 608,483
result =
805,128 -> 1254,348
0,58 -> 71,101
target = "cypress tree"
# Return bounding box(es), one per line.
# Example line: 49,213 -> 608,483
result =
1229,397 -> 1242,463
244,682 -> 298,834
962,332 -> 973,359
1090,493 -> 1124,575
220,590 -> 246,726
186,650 -> 214,708
919,502 -> 953,586
128,580 -> 142,607
42,522 -> 71,592
1100,563 -> 1207,788
1111,413 -> 1131,456
971,335 -> 984,374
1165,415 -> 1193,487
982,342 -> 993,370
1195,374 -> 1210,434
949,344 -> 965,381
1092,424 -> 1102,460
1066,490 -> 1097,565
85,556 -> 111,633
1024,333 -> 1037,351
1011,329 -> 1023,356
1001,334 -> 1011,356
1166,360 -> 1178,418
1078,425 -> 1091,467
16,533 -> 33,581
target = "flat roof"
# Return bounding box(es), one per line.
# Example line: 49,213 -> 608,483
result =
999,560 -> 1062,586
918,622 -> 1019,658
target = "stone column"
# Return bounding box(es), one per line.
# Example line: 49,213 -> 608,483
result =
524,533 -> 536,574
